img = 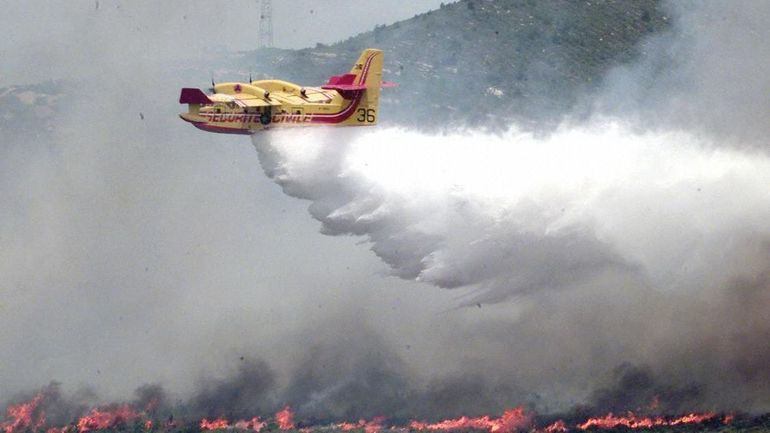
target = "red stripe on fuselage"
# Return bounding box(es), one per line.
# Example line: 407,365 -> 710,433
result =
307,93 -> 363,124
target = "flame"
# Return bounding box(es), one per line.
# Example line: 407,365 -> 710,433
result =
235,417 -> 267,432
2,392 -> 47,433
410,407 -> 532,433
543,420 -> 568,433
668,413 -> 716,425
201,418 -> 230,430
276,407 -> 295,430
76,404 -> 140,433
576,412 -> 716,430
336,417 -> 384,433
0,387 -> 737,433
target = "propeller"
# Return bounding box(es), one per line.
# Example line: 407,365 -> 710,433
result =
249,72 -> 253,84
208,73 -> 216,93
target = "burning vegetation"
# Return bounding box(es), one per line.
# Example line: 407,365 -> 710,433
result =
2,387 -> 761,433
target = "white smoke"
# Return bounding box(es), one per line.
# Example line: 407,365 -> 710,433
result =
253,122 -> 770,305
596,1 -> 770,148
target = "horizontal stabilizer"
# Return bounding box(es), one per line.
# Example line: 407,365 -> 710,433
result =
325,73 -> 357,86
179,88 -> 212,104
321,73 -> 366,93
320,83 -> 368,92
322,63 -> 395,94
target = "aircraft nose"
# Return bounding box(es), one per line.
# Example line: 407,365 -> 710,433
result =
179,112 -> 198,123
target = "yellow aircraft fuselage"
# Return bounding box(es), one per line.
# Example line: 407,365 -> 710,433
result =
179,49 -> 388,135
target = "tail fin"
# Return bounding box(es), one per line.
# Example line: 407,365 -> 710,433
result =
351,49 -> 383,88
350,49 -> 383,125
179,88 -> 212,105
179,88 -> 212,115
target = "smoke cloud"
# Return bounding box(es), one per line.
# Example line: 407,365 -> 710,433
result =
247,121 -> 770,412
244,0 -> 770,414
594,1 -> 770,148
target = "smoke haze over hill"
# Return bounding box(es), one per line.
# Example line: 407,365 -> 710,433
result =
594,1 -> 770,148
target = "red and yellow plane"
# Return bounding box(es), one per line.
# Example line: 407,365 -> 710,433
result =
179,48 -> 393,135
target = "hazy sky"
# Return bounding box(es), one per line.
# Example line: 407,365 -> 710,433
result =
0,0 -> 448,86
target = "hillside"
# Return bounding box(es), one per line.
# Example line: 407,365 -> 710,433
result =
235,0 -> 669,130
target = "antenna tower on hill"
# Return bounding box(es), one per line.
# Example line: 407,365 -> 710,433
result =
258,0 -> 274,48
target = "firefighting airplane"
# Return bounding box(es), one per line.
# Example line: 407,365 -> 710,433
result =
179,48 -> 394,135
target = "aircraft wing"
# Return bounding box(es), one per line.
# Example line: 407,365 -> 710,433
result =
321,73 -> 367,93
321,72 -> 396,93
232,94 -> 281,107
